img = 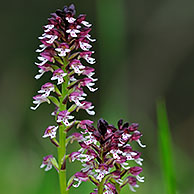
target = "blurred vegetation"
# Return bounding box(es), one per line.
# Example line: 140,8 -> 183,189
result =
0,0 -> 194,193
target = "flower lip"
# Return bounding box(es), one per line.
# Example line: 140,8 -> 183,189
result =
31,94 -> 50,110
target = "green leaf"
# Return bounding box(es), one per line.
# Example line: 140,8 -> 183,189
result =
50,157 -> 59,170
54,85 -> 62,96
157,98 -> 176,194
48,96 -> 60,107
54,56 -> 64,65
66,175 -> 75,190
68,104 -> 77,112
65,136 -> 72,147
88,175 -> 99,186
68,52 -> 80,60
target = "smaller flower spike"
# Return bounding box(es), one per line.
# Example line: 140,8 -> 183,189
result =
68,119 -> 145,193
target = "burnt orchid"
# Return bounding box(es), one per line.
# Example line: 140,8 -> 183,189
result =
68,119 -> 145,193
31,4 -> 145,194
31,4 -> 97,194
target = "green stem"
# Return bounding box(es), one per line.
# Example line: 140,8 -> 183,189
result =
98,181 -> 104,194
58,125 -> 68,194
57,60 -> 69,194
98,148 -> 104,194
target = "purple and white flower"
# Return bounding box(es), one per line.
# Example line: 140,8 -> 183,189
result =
51,69 -> 67,85
79,41 -> 92,51
57,110 -> 74,126
73,172 -> 88,187
42,126 -> 58,139
35,64 -> 53,79
38,82 -> 55,97
40,155 -> 53,171
55,43 -> 71,57
76,101 -> 95,115
69,91 -> 85,105
30,94 -> 50,110
69,59 -> 85,74
79,78 -> 98,92
35,56 -> 48,66
77,120 -> 93,130
80,51 -> 95,64
66,26 -> 80,37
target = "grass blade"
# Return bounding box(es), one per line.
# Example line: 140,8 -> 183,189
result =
157,99 -> 176,194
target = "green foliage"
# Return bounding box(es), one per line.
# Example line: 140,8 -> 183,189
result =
157,99 -> 176,194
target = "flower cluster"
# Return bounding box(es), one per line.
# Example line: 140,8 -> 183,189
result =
68,119 -> 145,193
30,4 -> 97,171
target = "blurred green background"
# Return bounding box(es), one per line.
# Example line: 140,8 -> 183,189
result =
0,0 -> 194,193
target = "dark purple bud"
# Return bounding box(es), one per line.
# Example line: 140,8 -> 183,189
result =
55,9 -> 64,18
76,14 -> 86,24
122,122 -> 129,130
97,118 -> 108,136
75,172 -> 88,182
128,123 -> 139,132
118,119 -> 123,130
111,170 -> 121,179
69,152 -> 80,162
114,130 -> 123,138
127,176 -> 137,186
129,167 -> 143,176
130,132 -> 142,141
67,4 -> 76,16
86,149 -> 98,158
79,142 -> 89,149
121,145 -> 132,153
86,124 -> 96,132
